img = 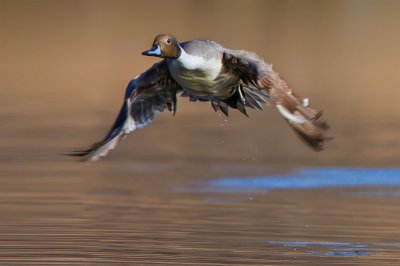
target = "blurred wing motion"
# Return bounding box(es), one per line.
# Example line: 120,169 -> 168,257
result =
223,50 -> 331,151
72,61 -> 181,161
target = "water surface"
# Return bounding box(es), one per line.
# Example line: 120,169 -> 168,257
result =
1,1 -> 400,265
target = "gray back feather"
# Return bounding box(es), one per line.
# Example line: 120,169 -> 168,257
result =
179,40 -> 225,59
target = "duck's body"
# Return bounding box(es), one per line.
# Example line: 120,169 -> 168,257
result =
73,34 -> 331,161
168,40 -> 237,99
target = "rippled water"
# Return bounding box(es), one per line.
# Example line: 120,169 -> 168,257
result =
1,161 -> 400,265
2,1 -> 400,265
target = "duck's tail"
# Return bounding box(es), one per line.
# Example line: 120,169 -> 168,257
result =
269,84 -> 332,151
209,82 -> 332,151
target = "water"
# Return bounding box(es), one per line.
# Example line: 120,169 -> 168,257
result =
1,1 -> 400,265
1,162 -> 400,265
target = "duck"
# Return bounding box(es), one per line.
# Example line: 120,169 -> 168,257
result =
73,34 -> 331,161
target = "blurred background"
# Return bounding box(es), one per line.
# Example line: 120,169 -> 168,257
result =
0,0 -> 399,265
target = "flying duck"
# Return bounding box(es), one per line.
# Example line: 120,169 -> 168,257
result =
73,34 -> 331,161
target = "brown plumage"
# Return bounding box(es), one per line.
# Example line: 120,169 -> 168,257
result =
222,51 -> 331,151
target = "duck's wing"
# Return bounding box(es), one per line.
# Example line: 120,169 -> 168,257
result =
71,60 -> 182,161
223,50 -> 331,151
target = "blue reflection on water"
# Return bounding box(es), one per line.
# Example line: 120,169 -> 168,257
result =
208,168 -> 400,192
267,240 -> 400,257
268,241 -> 367,247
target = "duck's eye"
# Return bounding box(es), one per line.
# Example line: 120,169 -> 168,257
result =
166,38 -> 171,44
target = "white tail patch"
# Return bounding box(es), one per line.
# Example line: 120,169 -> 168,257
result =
303,98 -> 309,107
276,104 -> 308,124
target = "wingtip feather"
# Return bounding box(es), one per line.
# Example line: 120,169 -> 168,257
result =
67,132 -> 125,161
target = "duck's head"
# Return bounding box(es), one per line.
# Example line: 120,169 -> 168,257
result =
142,34 -> 181,59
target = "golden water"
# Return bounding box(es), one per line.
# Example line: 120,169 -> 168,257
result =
1,1 -> 400,265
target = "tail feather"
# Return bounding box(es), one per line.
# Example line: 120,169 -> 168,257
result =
271,87 -> 331,151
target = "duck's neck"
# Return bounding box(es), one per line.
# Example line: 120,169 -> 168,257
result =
174,45 -> 204,70
175,44 -> 185,60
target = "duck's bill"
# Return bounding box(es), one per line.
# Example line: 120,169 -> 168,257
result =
142,44 -> 161,57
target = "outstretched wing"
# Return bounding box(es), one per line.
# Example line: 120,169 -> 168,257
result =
223,50 -> 331,151
72,60 -> 181,161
